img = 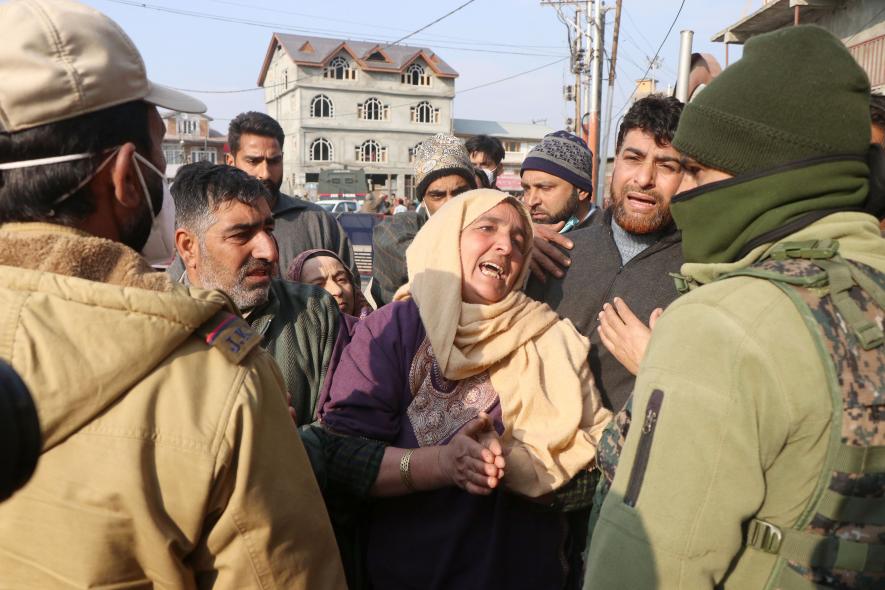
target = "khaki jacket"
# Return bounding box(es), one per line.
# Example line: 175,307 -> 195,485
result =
0,223 -> 345,589
585,213 -> 885,588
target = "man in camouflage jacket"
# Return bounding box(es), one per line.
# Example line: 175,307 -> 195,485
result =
585,26 -> 885,589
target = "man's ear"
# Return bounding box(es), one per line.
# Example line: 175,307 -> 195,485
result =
577,188 -> 592,202
225,152 -> 236,166
175,228 -> 199,270
109,142 -> 142,210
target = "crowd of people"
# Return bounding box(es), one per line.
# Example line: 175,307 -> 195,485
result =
0,1 -> 883,589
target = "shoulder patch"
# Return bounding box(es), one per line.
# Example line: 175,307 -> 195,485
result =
195,311 -> 261,364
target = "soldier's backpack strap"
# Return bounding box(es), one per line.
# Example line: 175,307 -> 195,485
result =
195,310 -> 262,364
721,239 -> 885,590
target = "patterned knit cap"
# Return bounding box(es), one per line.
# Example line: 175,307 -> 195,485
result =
413,133 -> 477,200
520,131 -> 594,193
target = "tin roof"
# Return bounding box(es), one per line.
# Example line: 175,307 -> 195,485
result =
453,118 -> 554,140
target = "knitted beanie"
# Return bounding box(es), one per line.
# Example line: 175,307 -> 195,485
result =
413,133 -> 477,200
520,131 -> 594,193
673,25 -> 871,176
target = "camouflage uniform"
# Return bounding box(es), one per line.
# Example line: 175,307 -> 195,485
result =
725,243 -> 885,589
584,212 -> 885,589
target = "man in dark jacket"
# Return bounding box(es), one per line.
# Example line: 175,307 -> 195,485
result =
168,112 -> 359,289
527,95 -> 685,412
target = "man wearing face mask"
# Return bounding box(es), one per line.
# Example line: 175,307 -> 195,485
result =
465,134 -> 505,188
0,1 -> 345,588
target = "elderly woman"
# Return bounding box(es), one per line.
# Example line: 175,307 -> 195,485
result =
287,248 -> 371,319
321,189 -> 610,589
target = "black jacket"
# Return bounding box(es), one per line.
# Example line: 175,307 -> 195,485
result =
272,193 -> 359,285
370,209 -> 429,306
526,209 -> 683,411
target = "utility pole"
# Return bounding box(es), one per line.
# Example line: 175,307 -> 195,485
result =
542,0 -> 588,134
587,0 -> 604,188
574,4 -> 583,132
595,0 -> 621,206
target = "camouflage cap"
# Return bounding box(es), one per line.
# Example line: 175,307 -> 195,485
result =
413,133 -> 477,200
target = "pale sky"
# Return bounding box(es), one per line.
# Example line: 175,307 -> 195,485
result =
85,0 -> 751,136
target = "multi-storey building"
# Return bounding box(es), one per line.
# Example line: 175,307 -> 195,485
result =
257,34 -> 457,200
160,112 -> 228,180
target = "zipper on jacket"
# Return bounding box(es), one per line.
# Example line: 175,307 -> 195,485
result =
623,389 -> 664,507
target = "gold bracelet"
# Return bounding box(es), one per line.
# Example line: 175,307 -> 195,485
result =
399,449 -> 416,492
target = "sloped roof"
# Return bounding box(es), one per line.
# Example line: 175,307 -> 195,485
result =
257,33 -> 458,86
711,0 -> 839,44
453,118 -> 554,141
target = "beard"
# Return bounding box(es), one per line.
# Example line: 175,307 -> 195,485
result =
534,188 -> 579,224
609,183 -> 672,235
197,247 -> 274,311
261,177 -> 282,202
120,170 -> 162,252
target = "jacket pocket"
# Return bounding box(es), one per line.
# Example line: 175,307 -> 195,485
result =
623,389 -> 664,508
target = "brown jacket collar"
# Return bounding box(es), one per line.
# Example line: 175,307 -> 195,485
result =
0,222 -> 173,292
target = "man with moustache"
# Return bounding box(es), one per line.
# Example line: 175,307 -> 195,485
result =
172,161 -> 341,426
520,131 -> 597,281
527,95 -> 685,413
168,111 -> 359,288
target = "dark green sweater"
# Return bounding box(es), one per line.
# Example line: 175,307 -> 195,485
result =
249,278 -> 339,426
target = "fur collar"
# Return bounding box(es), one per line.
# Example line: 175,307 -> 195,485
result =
0,222 -> 173,292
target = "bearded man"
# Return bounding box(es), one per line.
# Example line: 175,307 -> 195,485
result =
527,95 -> 685,412
171,161 -> 342,426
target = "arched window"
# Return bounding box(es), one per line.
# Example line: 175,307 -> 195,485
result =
358,97 -> 387,121
324,56 -> 356,80
411,101 -> 439,124
310,138 -> 332,161
408,142 -> 422,163
355,139 -> 387,163
402,63 -> 430,86
310,94 -> 334,118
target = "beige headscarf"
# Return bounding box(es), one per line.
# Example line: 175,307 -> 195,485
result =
394,189 -> 611,497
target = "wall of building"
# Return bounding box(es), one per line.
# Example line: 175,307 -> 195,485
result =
161,113 -> 227,179
800,0 -> 885,91
264,47 -> 455,198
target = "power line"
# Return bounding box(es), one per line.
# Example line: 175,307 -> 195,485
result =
615,0 -> 686,115
385,0 -> 477,47
203,0 -> 563,50
621,6 -> 658,56
101,0 -> 563,57
166,52 -> 568,97
202,57 -> 569,123
457,57 -> 568,94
